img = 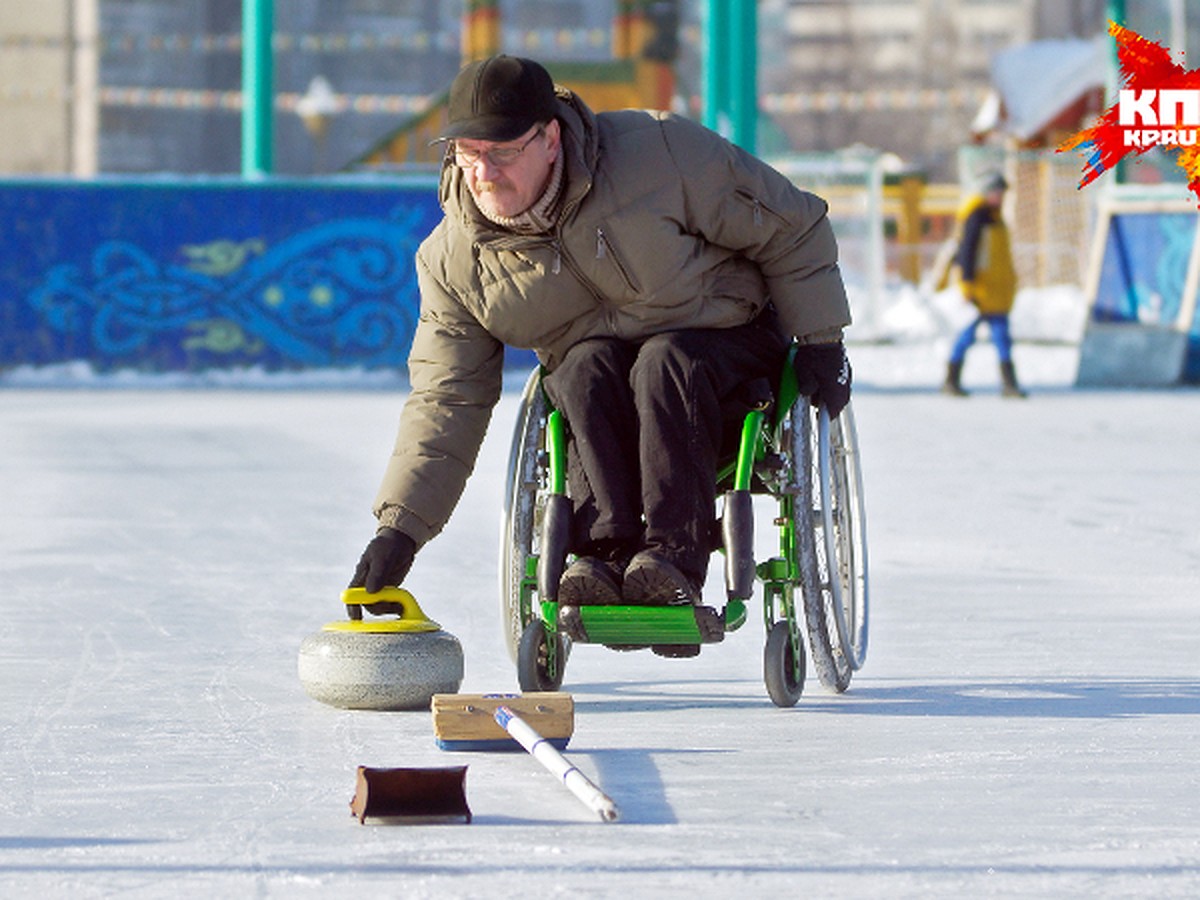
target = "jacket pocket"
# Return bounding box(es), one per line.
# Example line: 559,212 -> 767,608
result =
595,226 -> 641,294
733,188 -> 790,228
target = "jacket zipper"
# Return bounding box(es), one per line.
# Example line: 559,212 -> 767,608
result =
549,189 -> 611,316
595,227 -> 640,294
555,236 -> 618,332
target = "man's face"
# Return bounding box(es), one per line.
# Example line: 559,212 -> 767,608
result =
454,120 -> 560,220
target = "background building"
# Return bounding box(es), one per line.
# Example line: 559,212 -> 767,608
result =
754,0 -> 1109,175
0,1 -> 96,174
2,0 -> 1113,179
0,0 -> 465,176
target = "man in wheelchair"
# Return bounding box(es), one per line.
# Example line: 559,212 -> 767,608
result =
351,54 -> 852,612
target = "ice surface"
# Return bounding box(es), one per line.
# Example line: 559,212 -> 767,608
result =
2,292 -> 1199,896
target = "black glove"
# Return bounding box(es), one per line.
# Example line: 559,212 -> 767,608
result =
350,527 -> 417,594
792,342 -> 852,419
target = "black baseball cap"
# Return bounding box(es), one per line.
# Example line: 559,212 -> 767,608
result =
439,55 -> 557,142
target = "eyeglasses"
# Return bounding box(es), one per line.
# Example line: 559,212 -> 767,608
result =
452,127 -> 544,169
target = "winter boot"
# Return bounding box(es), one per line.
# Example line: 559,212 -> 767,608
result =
1000,361 -> 1027,398
623,550 -> 702,606
942,361 -> 968,397
558,556 -> 624,606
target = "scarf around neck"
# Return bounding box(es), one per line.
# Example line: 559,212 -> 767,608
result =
476,148 -> 565,235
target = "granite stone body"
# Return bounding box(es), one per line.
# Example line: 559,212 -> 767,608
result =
298,628 -> 464,710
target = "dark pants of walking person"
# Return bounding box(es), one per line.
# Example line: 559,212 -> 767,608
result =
542,310 -> 788,589
944,313 -> 1027,398
950,313 -> 1013,364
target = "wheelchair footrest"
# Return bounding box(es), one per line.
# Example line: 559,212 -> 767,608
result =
552,602 -> 728,646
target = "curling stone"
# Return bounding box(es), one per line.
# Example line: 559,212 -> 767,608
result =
298,587 -> 463,711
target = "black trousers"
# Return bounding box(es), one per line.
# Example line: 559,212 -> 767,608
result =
542,311 -> 787,585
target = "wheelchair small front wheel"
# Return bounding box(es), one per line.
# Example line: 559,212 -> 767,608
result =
764,620 -> 806,708
517,620 -> 566,692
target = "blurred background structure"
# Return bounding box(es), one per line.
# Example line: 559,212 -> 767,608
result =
1,0 -> 1198,379
2,0 -> 1120,179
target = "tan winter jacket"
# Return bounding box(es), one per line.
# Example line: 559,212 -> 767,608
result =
374,89 -> 851,545
949,194 -> 1017,315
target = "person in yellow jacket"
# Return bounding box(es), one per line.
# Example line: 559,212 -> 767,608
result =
942,172 -> 1025,397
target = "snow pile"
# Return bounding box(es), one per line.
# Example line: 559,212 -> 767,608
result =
847,283 -> 1089,389
863,282 -> 1089,346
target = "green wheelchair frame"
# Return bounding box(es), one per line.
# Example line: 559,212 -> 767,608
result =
499,345 -> 869,707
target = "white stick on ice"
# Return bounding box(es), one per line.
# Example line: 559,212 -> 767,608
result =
494,705 -> 619,823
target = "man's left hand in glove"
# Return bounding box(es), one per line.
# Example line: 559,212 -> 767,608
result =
792,341 -> 852,418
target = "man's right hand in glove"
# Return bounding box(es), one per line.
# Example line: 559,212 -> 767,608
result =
350,527 -> 417,594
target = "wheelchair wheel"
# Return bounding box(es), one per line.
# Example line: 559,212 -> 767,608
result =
499,370 -> 546,663
817,403 -> 869,670
517,620 -> 566,692
789,399 -> 869,693
763,620 -> 806,708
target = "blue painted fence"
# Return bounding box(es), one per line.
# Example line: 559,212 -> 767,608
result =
0,176 -> 455,373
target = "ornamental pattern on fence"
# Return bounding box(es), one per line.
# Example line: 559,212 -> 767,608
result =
1,179 -> 446,372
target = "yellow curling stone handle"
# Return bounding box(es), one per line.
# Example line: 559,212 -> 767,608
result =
325,587 -> 442,634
